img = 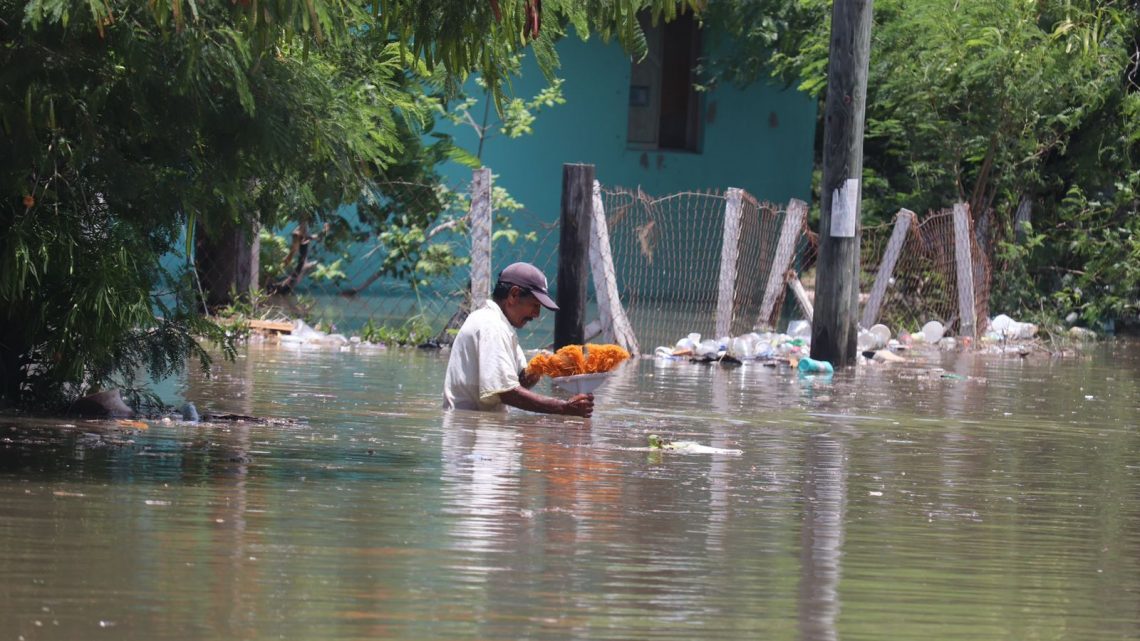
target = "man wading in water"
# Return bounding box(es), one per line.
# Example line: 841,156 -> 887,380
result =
443,262 -> 594,417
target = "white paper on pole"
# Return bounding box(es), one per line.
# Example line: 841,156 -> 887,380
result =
830,178 -> 859,238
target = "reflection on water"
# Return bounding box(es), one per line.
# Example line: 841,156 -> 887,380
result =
2,342 -> 1139,640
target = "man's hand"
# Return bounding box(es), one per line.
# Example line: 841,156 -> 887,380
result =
562,393 -> 594,417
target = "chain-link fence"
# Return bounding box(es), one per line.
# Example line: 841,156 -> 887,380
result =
587,185 -> 817,350
192,165 -> 995,350
861,206 -> 991,336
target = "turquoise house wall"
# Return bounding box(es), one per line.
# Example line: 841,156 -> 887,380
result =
438,36 -> 817,259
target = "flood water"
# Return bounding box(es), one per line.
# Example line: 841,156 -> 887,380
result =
2,340 -> 1139,641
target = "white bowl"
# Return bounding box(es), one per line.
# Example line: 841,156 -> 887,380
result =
551,372 -> 611,395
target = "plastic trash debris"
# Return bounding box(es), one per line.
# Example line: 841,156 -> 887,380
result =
180,402 -> 200,423
1010,321 -> 1037,339
674,333 -> 700,354
991,314 -> 1013,334
921,321 -> 945,343
988,314 -> 1040,340
787,320 -> 812,339
796,356 -> 834,375
694,339 -> 721,359
1068,326 -> 1096,341
648,434 -> 743,455
872,349 -> 905,363
869,324 -> 891,348
727,336 -> 756,360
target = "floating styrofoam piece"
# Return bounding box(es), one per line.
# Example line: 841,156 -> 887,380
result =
872,349 -> 905,363
1069,326 -> 1096,340
989,314 -> 1038,340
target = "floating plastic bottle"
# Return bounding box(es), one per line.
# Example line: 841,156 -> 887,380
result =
796,357 -> 834,375
921,321 -> 945,343
674,334 -> 699,352
787,320 -> 812,339
695,339 -> 721,359
728,336 -> 757,360
180,402 -> 200,423
869,324 -> 891,348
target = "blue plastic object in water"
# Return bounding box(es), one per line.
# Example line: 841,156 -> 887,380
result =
180,402 -> 200,423
796,357 -> 835,375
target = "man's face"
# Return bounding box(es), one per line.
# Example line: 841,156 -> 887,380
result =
503,286 -> 543,328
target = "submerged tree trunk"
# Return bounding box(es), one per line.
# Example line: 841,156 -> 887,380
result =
195,218 -> 260,312
0,318 -> 29,406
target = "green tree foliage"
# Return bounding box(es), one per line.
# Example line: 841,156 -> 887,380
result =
702,0 -> 1140,326
0,0 -> 700,408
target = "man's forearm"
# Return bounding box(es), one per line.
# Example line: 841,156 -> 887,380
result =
499,386 -> 567,414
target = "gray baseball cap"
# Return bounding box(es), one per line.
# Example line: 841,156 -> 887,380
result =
498,262 -> 559,311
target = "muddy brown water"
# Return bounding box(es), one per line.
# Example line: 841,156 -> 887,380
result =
2,340 -> 1138,641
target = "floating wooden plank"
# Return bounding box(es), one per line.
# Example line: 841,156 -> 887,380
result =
248,319 -> 294,333
787,273 -> 814,323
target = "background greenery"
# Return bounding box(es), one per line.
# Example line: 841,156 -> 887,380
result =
702,0 -> 1140,328
3,0 -> 1138,409
0,0 -> 695,408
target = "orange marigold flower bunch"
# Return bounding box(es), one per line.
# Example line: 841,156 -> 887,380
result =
528,343 -> 631,377
583,343 -> 631,373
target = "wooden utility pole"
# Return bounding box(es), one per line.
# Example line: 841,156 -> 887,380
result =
555,163 -> 593,349
811,0 -> 874,367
